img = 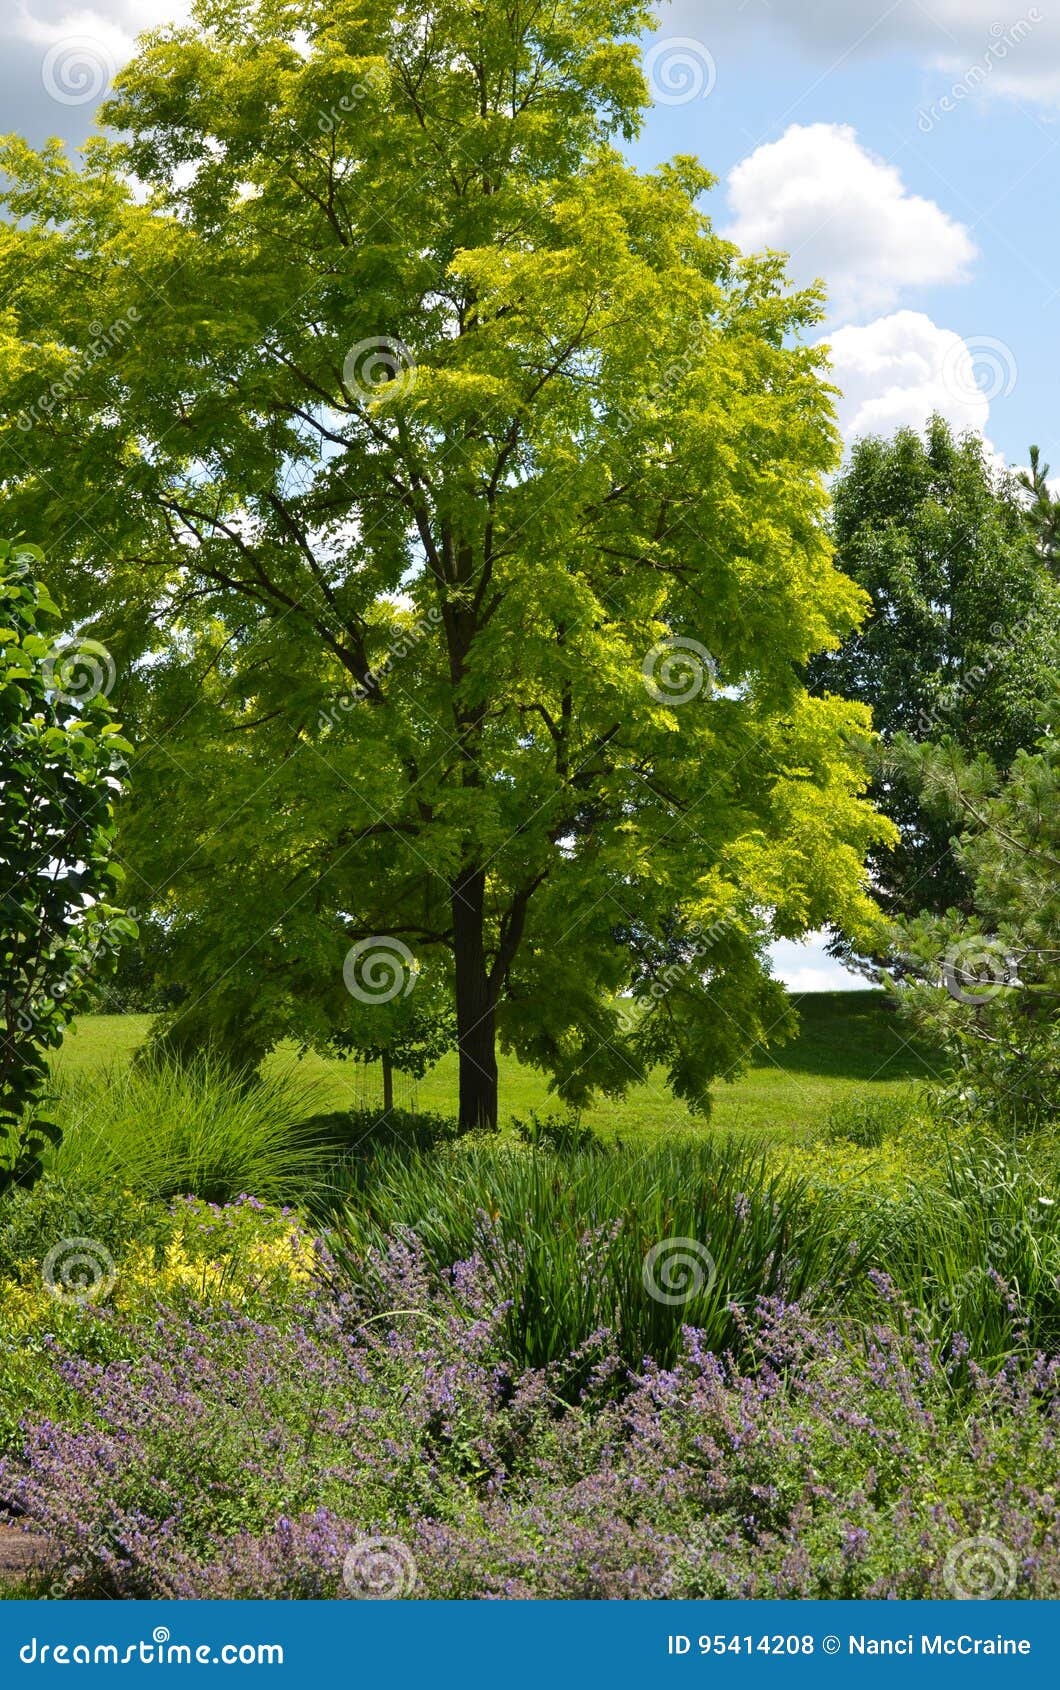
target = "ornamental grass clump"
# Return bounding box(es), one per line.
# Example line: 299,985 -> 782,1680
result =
52,1057 -> 327,1208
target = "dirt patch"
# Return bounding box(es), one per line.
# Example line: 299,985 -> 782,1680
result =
0,1524 -> 52,1580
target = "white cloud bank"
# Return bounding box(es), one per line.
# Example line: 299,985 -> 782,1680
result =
721,124 -> 1011,455
12,1 -> 188,50
724,123 -> 977,323
659,0 -> 1060,104
769,935 -> 874,993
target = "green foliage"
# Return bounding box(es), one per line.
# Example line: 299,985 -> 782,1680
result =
51,1056 -> 329,1206
1017,444 -> 1060,571
883,1141 -> 1060,1366
0,1184 -> 313,1460
0,1173 -> 168,1286
0,538 -> 133,1193
332,1134 -> 881,1381
893,688 -> 1060,1134
821,1090 -> 920,1147
510,1108 -> 601,1153
332,1116 -> 1060,1375
808,417 -> 1058,947
324,968 -> 456,1100
0,0 -> 891,1125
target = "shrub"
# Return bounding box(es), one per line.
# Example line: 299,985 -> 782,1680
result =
0,1191 -> 315,1456
3,1250 -> 1059,1599
0,537 -> 133,1192
331,1135 -> 884,1380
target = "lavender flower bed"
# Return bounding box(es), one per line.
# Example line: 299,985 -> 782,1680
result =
2,1237 -> 1058,1600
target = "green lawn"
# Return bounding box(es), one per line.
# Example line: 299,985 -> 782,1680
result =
56,991 -> 943,1141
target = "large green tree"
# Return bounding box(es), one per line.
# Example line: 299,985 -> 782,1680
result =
0,0 -> 890,1126
809,418 -> 1058,949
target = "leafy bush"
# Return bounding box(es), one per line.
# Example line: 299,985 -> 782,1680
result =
3,1248 -> 1059,1599
0,1174 -> 167,1284
0,537 -> 133,1192
510,1110 -> 601,1154
0,1192 -> 315,1457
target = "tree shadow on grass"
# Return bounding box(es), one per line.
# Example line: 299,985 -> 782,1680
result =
762,991 -> 943,1083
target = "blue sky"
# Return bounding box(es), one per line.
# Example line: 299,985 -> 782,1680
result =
629,1 -> 1060,985
4,0 -> 1054,990
634,1 -> 1059,472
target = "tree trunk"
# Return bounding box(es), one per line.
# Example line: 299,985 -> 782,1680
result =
451,866 -> 498,1129
381,1054 -> 394,1115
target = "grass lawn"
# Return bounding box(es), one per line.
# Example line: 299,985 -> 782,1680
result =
56,991 -> 943,1141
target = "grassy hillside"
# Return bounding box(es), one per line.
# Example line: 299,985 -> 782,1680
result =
56,992 -> 942,1141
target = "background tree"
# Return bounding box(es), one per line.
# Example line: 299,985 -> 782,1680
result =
1017,444 -> 1060,572
327,969 -> 456,1115
894,689 -> 1060,1133
0,537 -> 133,1191
808,417 -> 1058,957
0,0 -> 891,1126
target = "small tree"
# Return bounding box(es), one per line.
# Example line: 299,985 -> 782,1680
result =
893,694 -> 1060,1134
328,969 -> 456,1114
1017,444 -> 1060,572
0,537 -> 133,1191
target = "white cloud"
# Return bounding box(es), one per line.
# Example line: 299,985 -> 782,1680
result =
724,123 -> 977,322
768,934 -> 874,993
819,309 -> 1016,452
3,3 -> 193,142
658,0 -> 1060,103
12,2 -> 188,50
